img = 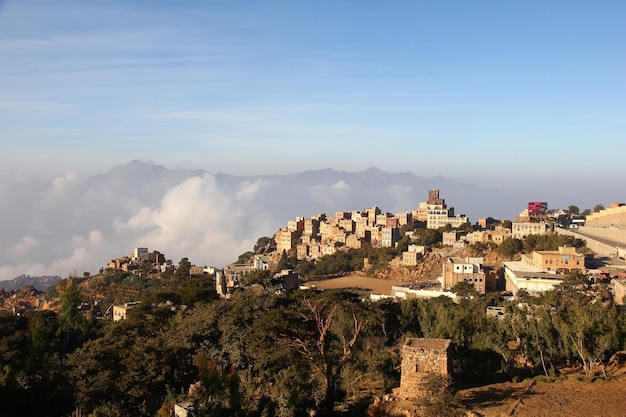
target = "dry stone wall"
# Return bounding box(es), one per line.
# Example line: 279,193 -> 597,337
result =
398,338 -> 452,398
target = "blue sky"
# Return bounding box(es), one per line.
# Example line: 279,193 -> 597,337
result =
1,0 -> 625,182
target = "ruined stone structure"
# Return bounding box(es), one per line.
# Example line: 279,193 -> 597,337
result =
399,338 -> 452,398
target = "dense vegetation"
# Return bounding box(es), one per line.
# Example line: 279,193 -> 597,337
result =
1,267 -> 624,417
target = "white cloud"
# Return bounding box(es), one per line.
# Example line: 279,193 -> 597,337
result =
118,175 -> 278,267
0,161 -> 616,282
5,236 -> 40,259
52,170 -> 78,189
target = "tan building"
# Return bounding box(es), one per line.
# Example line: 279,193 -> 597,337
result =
442,231 -> 467,246
346,234 -> 364,249
402,251 -> 422,266
442,257 -> 486,293
275,228 -> 301,253
395,212 -> 413,226
113,302 -> 140,321
338,218 -> 355,233
512,221 -> 549,239
521,246 -> 585,272
296,244 -> 309,260
417,189 -> 469,230
467,226 -> 511,245
287,217 -> 305,233
376,213 -> 392,226
365,206 -> 381,225
304,218 -> 320,236
381,227 -> 400,248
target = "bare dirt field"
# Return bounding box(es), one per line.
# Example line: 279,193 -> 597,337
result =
306,274 -> 404,295
460,367 -> 626,417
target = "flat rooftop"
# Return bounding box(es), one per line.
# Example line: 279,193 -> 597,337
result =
503,261 -> 543,273
405,338 -> 452,350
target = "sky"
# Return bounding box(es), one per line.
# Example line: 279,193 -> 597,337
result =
1,1 -> 625,281
1,0 -> 625,182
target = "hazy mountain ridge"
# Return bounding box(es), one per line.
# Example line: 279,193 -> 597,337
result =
0,275 -> 61,291
0,160 -> 612,281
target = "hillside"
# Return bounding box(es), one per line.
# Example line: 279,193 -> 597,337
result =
460,364 -> 626,417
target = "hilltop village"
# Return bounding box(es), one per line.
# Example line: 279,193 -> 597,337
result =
3,189 -> 626,417
4,189 -> 626,317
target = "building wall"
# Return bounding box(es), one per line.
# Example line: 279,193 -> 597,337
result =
442,258 -> 486,293
527,246 -> 585,272
512,222 -> 548,239
503,266 -> 563,296
585,205 -> 626,228
402,251 -> 422,266
613,279 -> 626,305
399,338 -> 452,398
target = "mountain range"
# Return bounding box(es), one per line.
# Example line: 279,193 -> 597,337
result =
0,160 -> 612,281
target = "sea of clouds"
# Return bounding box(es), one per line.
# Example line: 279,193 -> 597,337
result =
0,162 -> 448,280
1,161 -> 611,281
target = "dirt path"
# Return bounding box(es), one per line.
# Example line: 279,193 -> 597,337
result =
306,274 -> 404,295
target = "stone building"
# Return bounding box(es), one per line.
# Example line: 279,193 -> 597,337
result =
399,338 -> 452,398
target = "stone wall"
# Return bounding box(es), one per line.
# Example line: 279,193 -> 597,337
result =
585,206 -> 626,228
398,338 -> 452,398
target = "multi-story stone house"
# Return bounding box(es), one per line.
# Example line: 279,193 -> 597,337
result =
381,226 -> 400,248
287,217 -> 305,233
346,234 -> 365,249
442,257 -> 487,293
376,213 -> 392,226
304,218 -> 320,236
322,242 -> 341,256
466,226 -> 511,246
335,211 -> 351,221
395,211 -> 413,226
365,206 -> 381,225
331,227 -> 348,244
442,231 -> 467,246
414,189 -> 469,230
512,221 -> 549,239
320,222 -> 333,242
309,242 -> 323,259
276,227 -> 301,254
400,245 -> 429,266
224,263 -> 255,287
296,243 -> 309,260
338,218 -> 355,233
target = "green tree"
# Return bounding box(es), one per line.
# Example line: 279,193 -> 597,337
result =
254,236 -> 274,253
57,277 -> 86,363
411,229 -> 442,246
236,251 -> 254,264
568,205 -> 580,215
497,237 -> 523,259
174,257 -> 192,280
593,203 -> 605,213
281,293 -> 370,414
416,374 -> 463,417
451,281 -> 478,299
